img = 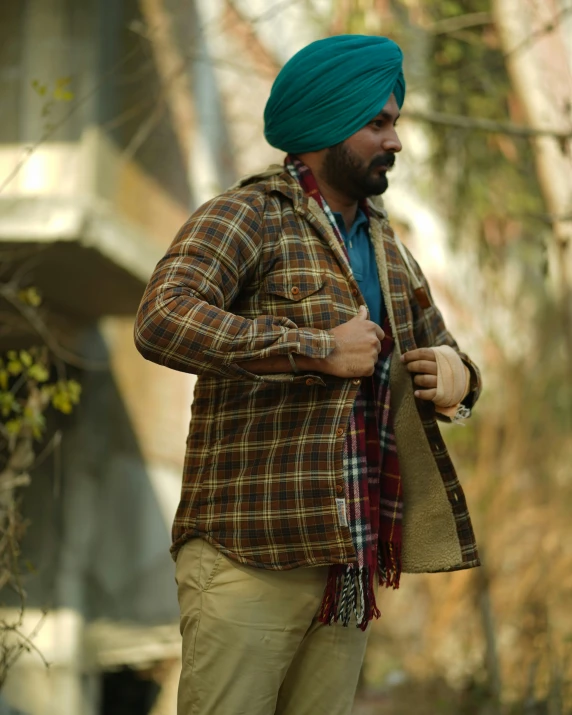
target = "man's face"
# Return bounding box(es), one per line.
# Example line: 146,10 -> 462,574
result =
320,94 -> 402,201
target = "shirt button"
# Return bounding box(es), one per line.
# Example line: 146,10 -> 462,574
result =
352,378 -> 361,385
291,286 -> 300,296
352,288 -> 359,297
335,484 -> 344,495
336,428 -> 344,437
305,378 -> 315,386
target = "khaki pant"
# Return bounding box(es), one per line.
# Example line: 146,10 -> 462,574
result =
175,538 -> 370,715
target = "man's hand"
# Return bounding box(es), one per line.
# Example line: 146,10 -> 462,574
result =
400,348 -> 437,401
309,306 -> 385,378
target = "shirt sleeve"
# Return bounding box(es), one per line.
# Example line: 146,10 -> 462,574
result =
134,193 -> 336,379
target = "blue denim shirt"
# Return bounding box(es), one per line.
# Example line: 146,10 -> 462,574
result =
333,208 -> 386,326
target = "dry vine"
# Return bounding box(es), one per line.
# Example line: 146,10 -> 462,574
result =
0,274 -> 84,688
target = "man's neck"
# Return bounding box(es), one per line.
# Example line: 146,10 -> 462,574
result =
313,178 -> 358,233
297,153 -> 359,233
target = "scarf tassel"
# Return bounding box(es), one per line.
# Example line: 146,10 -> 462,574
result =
378,540 -> 402,590
318,565 -> 381,631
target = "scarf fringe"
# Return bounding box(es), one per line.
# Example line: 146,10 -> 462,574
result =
318,540 -> 402,630
378,540 -> 402,590
318,565 -> 380,631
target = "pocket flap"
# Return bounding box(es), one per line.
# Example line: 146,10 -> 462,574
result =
264,274 -> 325,302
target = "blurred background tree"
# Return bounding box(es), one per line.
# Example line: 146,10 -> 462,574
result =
0,269 -> 83,686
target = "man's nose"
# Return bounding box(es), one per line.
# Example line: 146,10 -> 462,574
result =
382,128 -> 402,153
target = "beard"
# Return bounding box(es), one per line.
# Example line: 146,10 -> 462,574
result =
321,142 -> 395,200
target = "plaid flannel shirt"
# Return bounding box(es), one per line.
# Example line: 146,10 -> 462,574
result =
134,168 -> 482,570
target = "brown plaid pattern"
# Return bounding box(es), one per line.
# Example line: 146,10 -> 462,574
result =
134,169 -> 482,570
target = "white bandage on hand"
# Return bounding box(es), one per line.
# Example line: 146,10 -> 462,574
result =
430,345 -> 471,410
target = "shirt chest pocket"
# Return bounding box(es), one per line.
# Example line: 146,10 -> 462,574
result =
261,273 -> 333,328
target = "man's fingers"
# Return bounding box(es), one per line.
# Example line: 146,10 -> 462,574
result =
374,324 -> 385,342
401,348 -> 436,364
356,305 -> 368,320
414,374 -> 437,388
414,388 -> 437,401
405,360 -> 438,375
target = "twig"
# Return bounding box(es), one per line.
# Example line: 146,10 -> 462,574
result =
504,6 -> 572,58
223,0 -> 282,76
428,12 -> 493,35
2,611 -> 51,676
30,431 -> 62,474
249,0 -> 304,25
0,475 -> 31,492
120,88 -> 167,163
212,0 -> 304,36
402,109 -> 572,140
7,245 -> 51,287
0,282 -> 108,372
0,43 -> 143,195
519,211 -> 572,225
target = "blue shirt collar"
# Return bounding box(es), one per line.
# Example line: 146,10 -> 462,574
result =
332,207 -> 369,239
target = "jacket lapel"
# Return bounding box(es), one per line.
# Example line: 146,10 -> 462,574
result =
298,198 -> 355,282
265,173 -> 356,284
368,207 -> 416,356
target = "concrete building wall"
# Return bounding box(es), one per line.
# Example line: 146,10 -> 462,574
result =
0,1 -> 200,713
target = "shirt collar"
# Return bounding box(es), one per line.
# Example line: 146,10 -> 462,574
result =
333,207 -> 369,238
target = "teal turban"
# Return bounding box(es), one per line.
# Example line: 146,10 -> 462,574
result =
264,35 -> 405,154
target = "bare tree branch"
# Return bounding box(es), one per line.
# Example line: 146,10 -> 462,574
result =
403,109 -> 572,140
223,0 -> 282,77
0,44 -> 144,195
504,6 -> 572,58
428,12 -> 493,35
139,0 -> 198,161
1,610 -> 51,681
0,474 -> 31,492
120,91 -> 167,163
0,282 -> 108,372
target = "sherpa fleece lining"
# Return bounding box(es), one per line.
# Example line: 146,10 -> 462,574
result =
369,217 -> 463,573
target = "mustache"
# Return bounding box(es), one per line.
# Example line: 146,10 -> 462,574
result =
369,154 -> 396,170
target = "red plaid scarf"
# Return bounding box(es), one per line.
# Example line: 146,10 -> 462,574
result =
286,156 -> 402,629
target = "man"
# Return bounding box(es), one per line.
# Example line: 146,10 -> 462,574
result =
135,34 -> 481,715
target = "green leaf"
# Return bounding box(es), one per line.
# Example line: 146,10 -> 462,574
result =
31,79 -> 47,96
5,418 -> 22,435
40,385 -> 55,400
24,560 -> 37,574
52,393 -> 72,414
20,351 -> 33,368
7,360 -> 22,376
23,406 -> 46,439
17,287 -> 42,307
66,380 -> 82,403
54,88 -> 74,101
54,77 -> 74,102
0,392 -> 16,417
28,363 -> 49,383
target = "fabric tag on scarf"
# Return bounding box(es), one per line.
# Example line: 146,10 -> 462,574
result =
336,498 -> 348,527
